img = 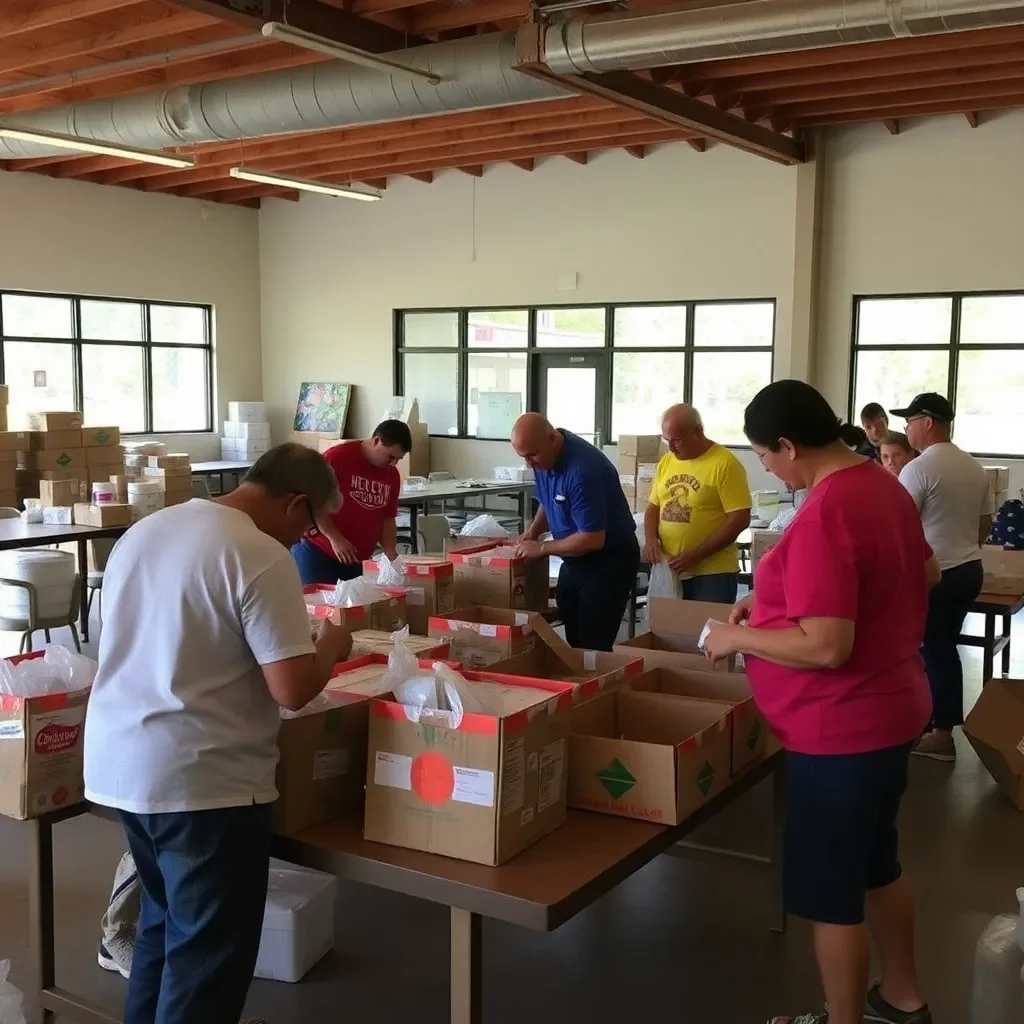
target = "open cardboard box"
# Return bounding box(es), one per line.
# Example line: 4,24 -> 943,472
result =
350,631 -> 450,661
629,666 -> 768,775
980,546 -> 1024,597
304,584 -> 407,632
616,597 -> 738,672
448,542 -> 550,612
963,678 -> 1024,810
565,689 -> 731,825
428,606 -> 541,668
362,555 -> 455,636
364,668 -> 576,864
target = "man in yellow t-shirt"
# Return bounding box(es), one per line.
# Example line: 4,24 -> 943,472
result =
642,403 -> 752,603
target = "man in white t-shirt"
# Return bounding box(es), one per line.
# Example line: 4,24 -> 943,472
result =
891,393 -> 991,764
84,444 -> 353,1024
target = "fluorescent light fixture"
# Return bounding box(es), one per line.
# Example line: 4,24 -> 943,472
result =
229,166 -> 382,201
0,124 -> 195,168
261,21 -> 441,85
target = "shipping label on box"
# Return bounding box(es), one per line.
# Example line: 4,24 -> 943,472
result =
449,542 -> 550,612
26,411 -> 83,431
28,429 -> 83,451
629,666 -> 769,775
274,690 -> 372,835
428,607 -> 538,668
0,673 -> 90,820
81,426 -> 120,448
566,689 -> 732,825
363,670 -> 575,865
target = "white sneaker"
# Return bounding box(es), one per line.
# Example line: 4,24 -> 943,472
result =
97,934 -> 133,980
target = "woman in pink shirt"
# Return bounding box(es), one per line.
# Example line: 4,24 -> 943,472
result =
704,380 -> 938,1024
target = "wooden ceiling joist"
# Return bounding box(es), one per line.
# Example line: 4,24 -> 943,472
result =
1,0 -> 145,37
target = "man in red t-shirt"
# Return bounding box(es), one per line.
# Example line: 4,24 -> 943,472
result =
291,420 -> 411,584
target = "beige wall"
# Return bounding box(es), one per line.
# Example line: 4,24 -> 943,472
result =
0,170 -> 263,459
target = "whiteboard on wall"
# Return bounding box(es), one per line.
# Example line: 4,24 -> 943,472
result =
477,391 -> 522,439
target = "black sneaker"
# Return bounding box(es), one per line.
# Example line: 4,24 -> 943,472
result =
864,984 -> 932,1023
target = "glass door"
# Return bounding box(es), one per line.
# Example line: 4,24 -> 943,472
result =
534,351 -> 608,448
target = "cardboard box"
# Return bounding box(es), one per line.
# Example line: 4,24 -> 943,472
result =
224,420 -> 270,441
81,426 -> 120,447
275,690 -> 372,835
981,546 -> 1024,597
565,689 -> 732,824
750,529 -> 783,573
429,607 -> 542,669
73,503 -> 133,528
84,445 -> 124,468
0,385 -> 7,406
294,431 -> 340,450
147,454 -> 191,469
26,411 -> 83,431
0,655 -> 90,819
0,491 -> 19,511
617,597 -> 740,671
963,678 -> 1024,810
19,448 -> 85,473
350,631 -> 450,661
0,431 -> 29,452
618,434 -> 662,459
398,421 -> 430,481
228,401 -> 266,423
618,452 -> 660,476
449,542 -> 550,612
628,666 -> 768,775
304,585 -> 407,632
27,429 -> 83,451
40,478 -> 83,508
362,555 -> 455,636
363,670 -> 575,864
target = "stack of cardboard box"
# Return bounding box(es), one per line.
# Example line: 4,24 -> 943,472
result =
618,434 -> 662,512
222,401 -> 270,463
17,411 -> 85,508
82,425 -> 124,494
142,453 -> 193,507
984,465 -> 1010,514
0,387 -> 19,508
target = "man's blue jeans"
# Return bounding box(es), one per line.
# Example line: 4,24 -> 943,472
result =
681,572 -> 739,604
117,803 -> 272,1024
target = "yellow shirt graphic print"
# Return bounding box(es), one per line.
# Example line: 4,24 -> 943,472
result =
652,444 -> 752,576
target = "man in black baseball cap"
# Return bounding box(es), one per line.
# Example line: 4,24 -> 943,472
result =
888,393 -> 955,422
891,390 -> 990,764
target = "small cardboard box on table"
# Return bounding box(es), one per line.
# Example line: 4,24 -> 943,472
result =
362,554 -> 455,635
363,667 -> 576,865
980,546 -> 1024,597
428,606 -> 541,668
448,541 -> 550,612
303,584 -> 407,633
564,688 -> 732,825
615,597 -> 739,672
0,652 -> 89,819
749,528 -> 783,573
963,678 -> 1024,810
628,665 -> 768,776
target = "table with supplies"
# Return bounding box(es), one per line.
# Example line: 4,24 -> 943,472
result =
190,459 -> 254,496
960,592 -> 1024,683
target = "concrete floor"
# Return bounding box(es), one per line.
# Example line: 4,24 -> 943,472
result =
0,611 -> 1021,1024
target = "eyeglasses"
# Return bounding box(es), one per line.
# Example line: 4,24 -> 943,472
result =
304,497 -> 320,537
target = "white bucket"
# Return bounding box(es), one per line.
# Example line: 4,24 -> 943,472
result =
128,480 -> 164,521
91,482 -> 116,505
0,550 -> 75,620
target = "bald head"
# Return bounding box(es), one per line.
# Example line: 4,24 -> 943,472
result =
662,403 -> 709,460
512,413 -> 564,469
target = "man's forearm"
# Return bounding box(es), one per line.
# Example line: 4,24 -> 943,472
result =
524,506 -> 548,540
542,530 -> 604,557
682,511 -> 750,565
379,517 -> 398,558
315,513 -> 348,546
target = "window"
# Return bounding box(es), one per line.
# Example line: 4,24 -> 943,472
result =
849,292 -> 1024,456
395,300 -> 775,445
0,291 -> 213,434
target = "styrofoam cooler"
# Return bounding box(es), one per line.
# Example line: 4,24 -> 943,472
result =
0,550 -> 75,619
971,914 -> 1024,1023
254,859 -> 337,983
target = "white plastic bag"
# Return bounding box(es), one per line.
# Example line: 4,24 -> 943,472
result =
43,645 -> 97,690
0,646 -> 97,697
0,961 -> 26,1024
647,561 -> 679,601
971,914 -> 1024,1023
385,655 -> 503,729
459,515 -> 509,539
373,552 -> 405,587
331,578 -> 388,608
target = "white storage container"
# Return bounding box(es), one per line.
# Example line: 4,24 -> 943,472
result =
127,481 -> 164,521
254,859 -> 336,983
227,401 -> 266,423
971,914 -> 1024,1023
0,550 -> 75,619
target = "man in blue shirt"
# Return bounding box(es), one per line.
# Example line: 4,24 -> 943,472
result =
512,413 -> 640,651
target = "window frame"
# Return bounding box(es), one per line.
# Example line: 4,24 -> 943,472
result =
0,288 -> 214,435
848,288 -> 1024,459
395,298 -> 776,446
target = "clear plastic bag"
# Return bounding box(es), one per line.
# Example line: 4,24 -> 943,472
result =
331,578 -> 388,608
647,561 -> 679,600
43,645 -> 97,690
373,552 -> 405,587
971,914 -> 1024,1024
0,961 -> 26,1024
385,656 -> 503,729
0,646 -> 97,697
459,515 -> 509,539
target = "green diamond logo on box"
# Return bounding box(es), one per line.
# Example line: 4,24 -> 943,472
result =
696,761 -> 715,797
746,716 -> 763,752
597,758 -> 636,800
56,452 -> 71,467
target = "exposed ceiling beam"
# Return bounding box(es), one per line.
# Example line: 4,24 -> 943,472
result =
565,152 -> 588,165
518,66 -> 804,165
625,145 -> 646,159
409,0 -> 526,35
511,158 -> 535,170
964,110 -> 981,126
1,0 -> 145,38
457,165 -> 484,176
883,118 -> 900,134
687,138 -> 706,152
170,0 -> 419,52
798,91 -> 1024,125
407,171 -> 433,182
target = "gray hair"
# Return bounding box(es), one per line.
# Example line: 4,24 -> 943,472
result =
243,443 -> 342,516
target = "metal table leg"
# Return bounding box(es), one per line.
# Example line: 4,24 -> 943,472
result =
28,817 -> 56,1022
770,757 -> 788,935
983,612 -> 996,682
409,504 -> 420,553
450,907 -> 482,1024
77,538 -> 89,644
1002,612 -> 1012,674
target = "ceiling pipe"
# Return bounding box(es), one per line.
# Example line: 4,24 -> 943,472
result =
539,0 -> 1024,74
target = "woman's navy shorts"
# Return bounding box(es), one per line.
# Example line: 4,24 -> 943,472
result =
783,741 -> 913,926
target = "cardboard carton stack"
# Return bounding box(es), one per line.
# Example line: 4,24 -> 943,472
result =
448,541 -> 550,612
384,397 -> 429,481
984,465 -> 1010,514
142,453 -> 193,508
82,425 -> 125,492
980,546 -> 1024,596
362,554 -> 455,635
618,434 -> 662,512
17,411 -> 85,508
222,401 -> 270,463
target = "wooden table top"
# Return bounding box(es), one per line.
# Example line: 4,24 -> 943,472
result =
974,591 -> 1024,613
